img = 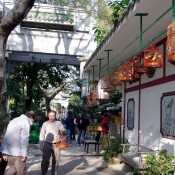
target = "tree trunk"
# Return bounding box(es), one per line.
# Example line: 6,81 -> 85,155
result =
45,98 -> 51,113
0,0 -> 35,112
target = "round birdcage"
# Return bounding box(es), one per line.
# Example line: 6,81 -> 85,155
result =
144,44 -> 163,68
167,22 -> 175,65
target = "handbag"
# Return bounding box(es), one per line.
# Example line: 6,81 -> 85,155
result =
56,131 -> 68,148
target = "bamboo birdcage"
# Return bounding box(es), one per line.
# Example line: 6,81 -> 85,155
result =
101,74 -> 116,93
86,95 -> 97,108
144,44 -> 163,68
111,72 -> 122,86
89,80 -> 99,100
134,54 -> 148,74
117,62 -> 133,82
167,22 -> 175,65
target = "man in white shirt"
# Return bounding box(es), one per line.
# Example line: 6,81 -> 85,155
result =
1,111 -> 35,175
40,110 -> 65,175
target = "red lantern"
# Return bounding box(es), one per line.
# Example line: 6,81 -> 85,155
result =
144,44 -> 163,68
167,22 -> 175,65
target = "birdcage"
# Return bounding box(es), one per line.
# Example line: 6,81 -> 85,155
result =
144,44 -> 163,68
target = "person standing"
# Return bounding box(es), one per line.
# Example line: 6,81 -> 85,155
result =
1,111 -> 35,175
77,113 -> 89,145
65,111 -> 75,146
39,110 -> 65,175
100,113 -> 110,140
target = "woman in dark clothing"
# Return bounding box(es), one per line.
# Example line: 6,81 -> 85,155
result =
76,114 -> 89,145
65,111 -> 75,146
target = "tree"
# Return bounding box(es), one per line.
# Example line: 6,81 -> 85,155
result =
0,0 -> 35,111
7,63 -> 80,117
93,0 -> 132,44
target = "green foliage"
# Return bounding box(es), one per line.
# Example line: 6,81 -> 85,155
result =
104,136 -> 127,162
134,150 -> 175,175
93,0 -> 132,44
108,0 -> 131,22
7,63 -> 75,118
109,90 -> 122,106
93,26 -> 108,44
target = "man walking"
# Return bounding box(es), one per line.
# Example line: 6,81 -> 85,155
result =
1,111 -> 35,175
39,110 -> 65,175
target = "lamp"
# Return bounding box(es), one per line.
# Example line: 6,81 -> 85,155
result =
144,44 -> 163,68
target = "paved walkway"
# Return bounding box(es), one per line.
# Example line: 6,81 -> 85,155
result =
6,141 -> 132,175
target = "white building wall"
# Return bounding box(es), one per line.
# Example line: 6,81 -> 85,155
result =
140,81 -> 175,153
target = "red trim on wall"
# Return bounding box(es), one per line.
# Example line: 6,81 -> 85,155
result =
163,43 -> 166,77
123,82 -> 126,142
138,77 -> 141,146
125,74 -> 175,93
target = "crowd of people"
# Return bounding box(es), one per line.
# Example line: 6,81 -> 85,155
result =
0,110 -> 111,175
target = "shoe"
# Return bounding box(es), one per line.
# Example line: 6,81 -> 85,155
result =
81,144 -> 83,146
77,144 -> 80,146
69,144 -> 72,147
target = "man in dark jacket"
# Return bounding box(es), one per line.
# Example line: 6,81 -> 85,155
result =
76,113 -> 89,145
65,111 -> 75,146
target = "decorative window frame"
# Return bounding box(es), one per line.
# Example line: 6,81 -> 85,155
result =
127,98 -> 135,130
161,91 -> 175,139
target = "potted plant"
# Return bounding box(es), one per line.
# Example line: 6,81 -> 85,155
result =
103,136 -> 127,164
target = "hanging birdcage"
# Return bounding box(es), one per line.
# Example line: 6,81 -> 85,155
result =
89,80 -> 99,100
111,72 -> 122,86
134,54 -> 148,74
101,74 -> 116,93
144,44 -> 163,68
167,21 -> 175,65
117,62 -> 133,82
86,95 -> 97,108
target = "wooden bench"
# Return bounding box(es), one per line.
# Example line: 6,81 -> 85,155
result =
118,144 -> 155,173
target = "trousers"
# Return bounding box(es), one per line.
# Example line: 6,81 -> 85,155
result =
41,142 -> 61,175
6,156 -> 26,175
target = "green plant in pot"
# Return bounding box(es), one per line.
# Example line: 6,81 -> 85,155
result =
104,136 -> 127,163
